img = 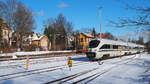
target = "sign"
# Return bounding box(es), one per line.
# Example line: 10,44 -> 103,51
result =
67,57 -> 72,71
119,49 -> 122,53
119,50 -> 122,59
67,59 -> 72,67
26,56 -> 29,71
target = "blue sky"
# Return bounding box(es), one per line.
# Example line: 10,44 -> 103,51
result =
21,0 -> 149,40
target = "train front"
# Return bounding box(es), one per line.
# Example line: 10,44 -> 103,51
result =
86,39 -> 100,61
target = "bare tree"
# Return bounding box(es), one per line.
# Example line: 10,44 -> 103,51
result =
0,0 -> 18,46
14,2 -> 35,33
66,22 -> 73,36
109,0 -> 150,30
104,32 -> 116,40
43,13 -> 74,50
43,18 -> 55,50
13,2 -> 35,48
0,0 -> 17,29
0,0 -> 35,49
136,36 -> 144,44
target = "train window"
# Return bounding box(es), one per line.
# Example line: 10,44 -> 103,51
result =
89,40 -> 100,48
118,45 -> 122,49
122,46 -> 126,50
113,45 -> 118,49
100,44 -> 110,49
135,47 -> 138,49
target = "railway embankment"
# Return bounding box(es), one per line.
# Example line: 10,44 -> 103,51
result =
0,50 -> 77,61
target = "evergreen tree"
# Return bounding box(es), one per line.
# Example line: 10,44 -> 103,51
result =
44,26 -> 54,50
137,36 -> 144,45
92,28 -> 96,38
43,13 -> 73,50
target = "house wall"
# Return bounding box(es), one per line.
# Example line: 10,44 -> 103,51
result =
78,33 -> 93,49
31,36 -> 50,50
32,40 -> 39,46
1,23 -> 12,45
40,36 -> 48,50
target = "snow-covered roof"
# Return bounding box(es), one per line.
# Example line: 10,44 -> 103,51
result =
82,33 -> 94,38
32,34 -> 45,41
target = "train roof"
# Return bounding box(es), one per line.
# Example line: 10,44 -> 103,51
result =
92,38 -> 144,48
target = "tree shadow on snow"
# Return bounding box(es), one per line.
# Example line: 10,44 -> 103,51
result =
1,80 -> 14,84
139,74 -> 150,83
113,76 -> 144,83
71,57 -> 89,62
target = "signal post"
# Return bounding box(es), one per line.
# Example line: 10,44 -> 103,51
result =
67,57 -> 72,71
26,55 -> 29,71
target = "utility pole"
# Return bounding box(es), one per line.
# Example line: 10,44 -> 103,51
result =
99,7 -> 102,39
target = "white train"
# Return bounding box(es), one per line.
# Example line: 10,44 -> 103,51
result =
86,38 -> 144,60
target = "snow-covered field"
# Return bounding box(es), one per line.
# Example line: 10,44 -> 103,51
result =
0,50 -> 76,57
0,53 -> 150,84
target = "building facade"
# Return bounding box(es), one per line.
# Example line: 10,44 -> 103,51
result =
1,22 -> 12,45
77,33 -> 93,50
32,34 -> 50,50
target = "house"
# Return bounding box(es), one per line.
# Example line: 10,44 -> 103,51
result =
77,33 -> 94,50
31,34 -> 50,50
1,21 -> 12,45
66,36 -> 75,49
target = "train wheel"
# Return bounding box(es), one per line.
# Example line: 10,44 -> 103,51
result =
102,54 -> 110,60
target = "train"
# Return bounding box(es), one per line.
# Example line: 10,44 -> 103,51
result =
86,38 -> 145,61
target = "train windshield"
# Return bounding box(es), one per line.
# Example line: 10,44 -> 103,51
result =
89,40 -> 100,48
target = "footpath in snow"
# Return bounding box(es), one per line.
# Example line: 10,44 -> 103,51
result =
0,53 -> 150,84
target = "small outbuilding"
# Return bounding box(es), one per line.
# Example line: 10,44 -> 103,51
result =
32,34 -> 50,50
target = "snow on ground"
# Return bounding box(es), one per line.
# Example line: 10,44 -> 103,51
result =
0,53 -> 150,84
0,50 -> 76,57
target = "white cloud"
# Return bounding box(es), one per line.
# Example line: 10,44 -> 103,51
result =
118,35 -> 129,41
57,3 -> 68,8
128,32 -> 137,36
32,10 -> 44,16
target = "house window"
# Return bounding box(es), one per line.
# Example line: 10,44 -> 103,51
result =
81,38 -> 83,42
5,31 -> 7,35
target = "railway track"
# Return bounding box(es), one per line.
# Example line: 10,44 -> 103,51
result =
0,54 -> 138,83
45,68 -> 99,84
0,54 -> 85,69
0,58 -> 66,69
44,54 -> 137,84
72,55 -> 137,84
0,61 -> 90,81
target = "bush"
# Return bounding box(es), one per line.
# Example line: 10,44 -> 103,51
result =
22,44 -> 39,51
